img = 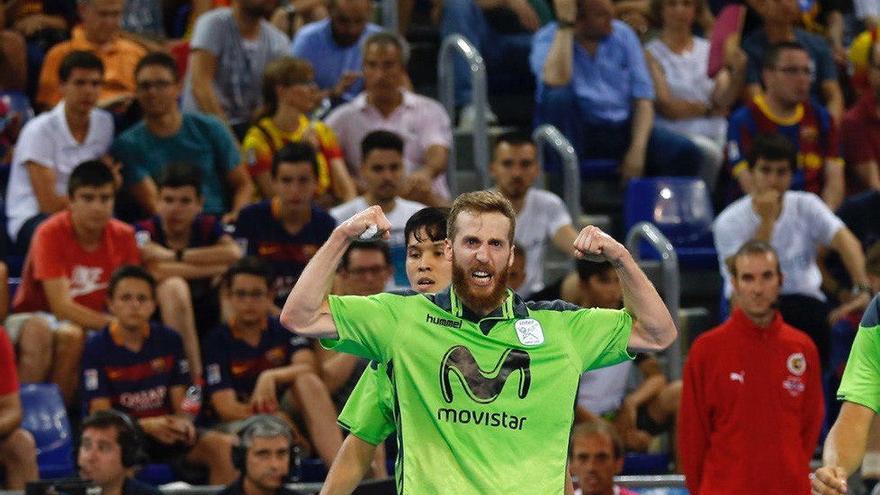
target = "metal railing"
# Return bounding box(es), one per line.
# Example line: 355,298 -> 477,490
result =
378,0 -> 398,34
625,222 -> 683,380
438,34 -> 491,196
532,124 -> 582,221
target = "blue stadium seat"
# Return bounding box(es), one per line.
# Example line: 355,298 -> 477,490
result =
580,158 -> 620,178
19,384 -> 76,479
622,453 -> 670,475
624,177 -> 717,269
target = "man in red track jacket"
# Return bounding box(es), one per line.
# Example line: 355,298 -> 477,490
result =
678,240 -> 824,494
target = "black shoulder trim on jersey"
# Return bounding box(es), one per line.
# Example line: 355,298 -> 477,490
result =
433,287 -> 453,312
525,299 -> 581,312
862,295 -> 880,327
386,289 -> 421,297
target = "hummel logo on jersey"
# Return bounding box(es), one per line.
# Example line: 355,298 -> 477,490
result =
426,314 -> 462,329
440,345 -> 531,403
730,371 -> 745,383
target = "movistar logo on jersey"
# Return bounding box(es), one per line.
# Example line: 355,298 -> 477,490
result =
436,345 -> 530,430
426,313 -> 462,329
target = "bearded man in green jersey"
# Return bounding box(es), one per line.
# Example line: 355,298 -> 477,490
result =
281,190 -> 676,494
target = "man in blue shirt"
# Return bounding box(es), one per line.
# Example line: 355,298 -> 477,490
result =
290,0 -> 381,105
530,0 -> 702,180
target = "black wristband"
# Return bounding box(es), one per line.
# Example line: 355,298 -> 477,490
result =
175,249 -> 184,262
557,19 -> 575,29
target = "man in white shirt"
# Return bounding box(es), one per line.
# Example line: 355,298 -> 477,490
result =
6,50 -> 114,255
713,132 -> 870,366
330,130 -> 425,289
490,131 -> 579,297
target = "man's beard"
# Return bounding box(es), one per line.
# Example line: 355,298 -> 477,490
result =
451,255 -> 509,315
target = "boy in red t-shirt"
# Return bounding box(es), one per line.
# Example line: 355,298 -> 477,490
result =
7,160 -> 139,404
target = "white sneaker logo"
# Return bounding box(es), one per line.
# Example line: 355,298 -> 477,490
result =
729,371 -> 745,383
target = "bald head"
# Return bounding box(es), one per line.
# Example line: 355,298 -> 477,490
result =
330,0 -> 372,47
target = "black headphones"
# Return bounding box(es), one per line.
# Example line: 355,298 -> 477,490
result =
231,415 -> 296,475
79,409 -> 148,468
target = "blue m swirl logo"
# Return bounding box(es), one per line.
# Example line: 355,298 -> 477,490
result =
439,345 -> 531,404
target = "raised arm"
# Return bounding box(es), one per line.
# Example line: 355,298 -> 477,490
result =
572,226 -> 676,350
280,206 -> 392,337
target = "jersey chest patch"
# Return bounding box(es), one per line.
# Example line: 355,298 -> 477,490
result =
514,319 -> 544,346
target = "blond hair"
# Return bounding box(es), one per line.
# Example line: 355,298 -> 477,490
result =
447,190 -> 516,244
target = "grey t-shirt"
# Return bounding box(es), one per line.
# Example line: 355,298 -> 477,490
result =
182,8 -> 289,125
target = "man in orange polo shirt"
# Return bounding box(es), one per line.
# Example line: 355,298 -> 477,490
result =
36,0 -> 146,111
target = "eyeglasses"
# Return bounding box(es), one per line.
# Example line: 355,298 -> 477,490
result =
136,80 -> 175,91
345,265 -> 389,277
231,289 -> 269,299
773,66 -> 812,77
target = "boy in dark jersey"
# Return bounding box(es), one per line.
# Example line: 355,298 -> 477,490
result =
234,142 -> 336,308
204,257 -> 343,467
81,265 -> 237,484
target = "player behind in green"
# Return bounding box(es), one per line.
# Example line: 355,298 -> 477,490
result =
321,206 -> 451,494
812,293 -> 880,494
281,191 -> 676,494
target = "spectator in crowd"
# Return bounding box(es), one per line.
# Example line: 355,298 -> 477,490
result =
741,0 -> 844,121
713,133 -> 869,365
7,51 -> 114,256
8,161 -> 140,405
242,56 -> 356,206
569,420 -> 637,495
489,131 -> 578,297
113,52 -> 253,222
77,410 -> 162,495
330,130 -> 425,289
644,0 -> 747,190
290,0 -> 382,104
725,42 -> 844,209
439,0 -> 548,109
82,265 -> 238,484
508,244 -> 527,293
182,0 -> 289,138
323,241 -> 392,411
36,0 -> 146,111
568,261 -> 680,452
530,258 -> 621,307
679,241 -> 823,494
135,162 -> 242,337
530,0 -> 703,181
841,42 -> 880,194
203,257 -> 342,467
217,415 -> 299,495
320,207 -> 451,494
234,142 -> 336,308
0,6 -> 27,93
813,294 -> 880,495
326,31 -> 452,206
0,328 -> 38,490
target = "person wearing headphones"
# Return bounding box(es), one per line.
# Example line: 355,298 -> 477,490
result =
220,415 -> 299,495
77,409 -> 161,495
